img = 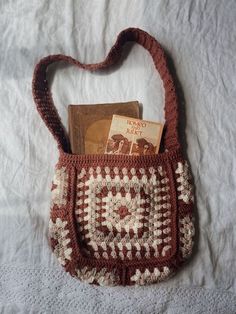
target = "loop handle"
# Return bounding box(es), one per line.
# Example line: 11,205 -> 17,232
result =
32,27 -> 180,153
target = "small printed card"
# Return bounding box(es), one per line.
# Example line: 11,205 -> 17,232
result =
105,115 -> 164,155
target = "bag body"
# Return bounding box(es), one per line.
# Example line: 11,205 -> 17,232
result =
32,27 -> 195,286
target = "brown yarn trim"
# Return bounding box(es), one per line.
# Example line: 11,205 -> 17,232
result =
58,147 -> 183,167
32,27 -> 180,153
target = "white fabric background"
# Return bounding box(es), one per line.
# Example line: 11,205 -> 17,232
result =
0,0 -> 236,313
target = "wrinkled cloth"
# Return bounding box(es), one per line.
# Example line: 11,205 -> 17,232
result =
0,0 -> 236,313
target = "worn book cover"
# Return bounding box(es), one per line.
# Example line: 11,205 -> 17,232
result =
105,115 -> 163,155
68,101 -> 140,154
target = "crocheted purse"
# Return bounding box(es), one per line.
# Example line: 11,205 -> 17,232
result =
32,27 -> 195,286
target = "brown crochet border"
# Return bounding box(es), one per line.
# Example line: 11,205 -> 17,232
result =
57,147 -> 183,165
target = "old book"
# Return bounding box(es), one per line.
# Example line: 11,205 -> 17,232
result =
68,101 -> 140,154
105,115 -> 163,155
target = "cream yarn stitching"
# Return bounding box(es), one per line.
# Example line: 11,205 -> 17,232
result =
51,166 -> 69,207
130,266 -> 173,285
49,218 -> 72,266
175,162 -> 194,204
179,215 -> 195,258
76,267 -> 119,286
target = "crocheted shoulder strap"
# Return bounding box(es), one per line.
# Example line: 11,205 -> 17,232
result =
32,27 -> 180,153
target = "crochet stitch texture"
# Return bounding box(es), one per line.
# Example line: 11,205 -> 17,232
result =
32,27 -> 195,286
